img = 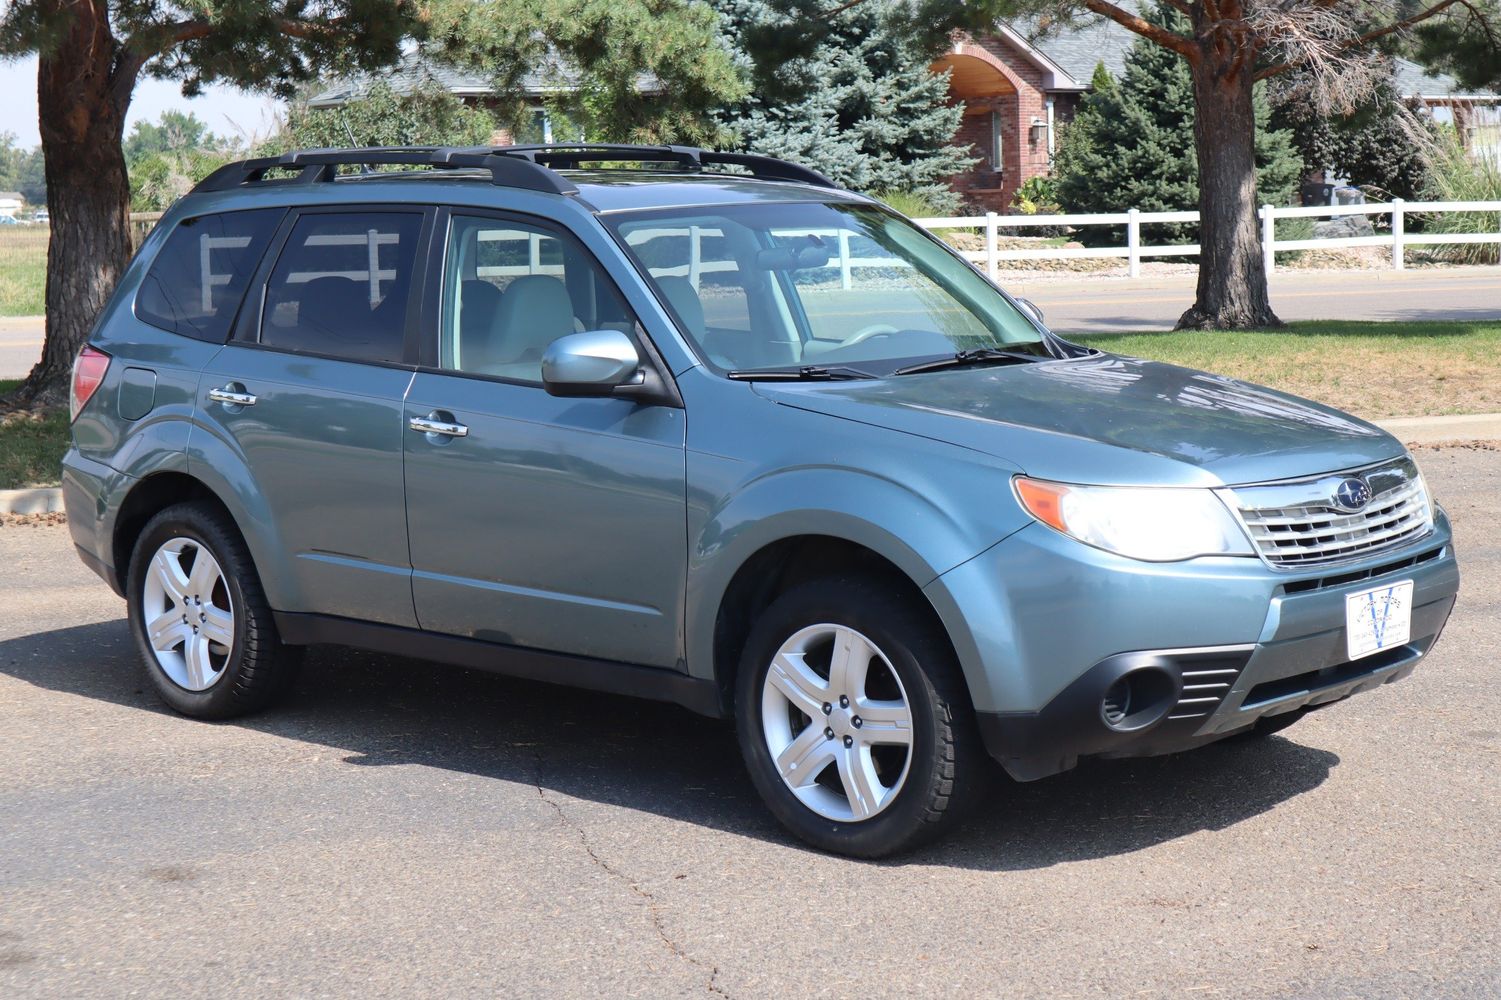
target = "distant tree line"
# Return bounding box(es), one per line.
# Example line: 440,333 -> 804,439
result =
0,134 -> 46,206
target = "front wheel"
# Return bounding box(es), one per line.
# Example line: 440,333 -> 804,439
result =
735,577 -> 983,857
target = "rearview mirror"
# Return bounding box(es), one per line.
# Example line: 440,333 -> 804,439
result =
541,330 -> 642,397
754,241 -> 833,271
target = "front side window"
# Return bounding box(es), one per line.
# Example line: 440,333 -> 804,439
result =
136,209 -> 282,342
606,202 -> 1047,375
259,211 -> 423,364
438,215 -> 639,383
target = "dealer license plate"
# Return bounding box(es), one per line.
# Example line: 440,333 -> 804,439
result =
1345,580 -> 1414,661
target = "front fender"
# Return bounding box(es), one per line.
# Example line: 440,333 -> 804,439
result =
683,458 -> 1029,688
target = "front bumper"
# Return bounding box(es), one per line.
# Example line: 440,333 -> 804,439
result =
927,510 -> 1460,781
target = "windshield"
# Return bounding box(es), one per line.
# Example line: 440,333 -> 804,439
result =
605,202 -> 1050,376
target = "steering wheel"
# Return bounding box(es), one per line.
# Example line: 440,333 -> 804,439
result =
837,323 -> 901,348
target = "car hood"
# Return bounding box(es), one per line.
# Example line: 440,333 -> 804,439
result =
752,354 -> 1403,487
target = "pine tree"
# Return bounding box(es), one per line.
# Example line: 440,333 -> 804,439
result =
713,0 -> 974,209
1054,1 -> 1300,246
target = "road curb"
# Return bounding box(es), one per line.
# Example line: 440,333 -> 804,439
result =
0,487 -> 64,515
1374,413 -> 1501,445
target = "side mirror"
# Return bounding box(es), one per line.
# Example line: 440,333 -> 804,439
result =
541,330 -> 642,397
1016,297 -> 1045,326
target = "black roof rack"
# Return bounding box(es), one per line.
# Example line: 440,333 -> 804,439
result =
498,144 -> 837,188
191,143 -> 838,196
192,146 -> 579,195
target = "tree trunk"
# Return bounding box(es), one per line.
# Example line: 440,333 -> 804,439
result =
9,5 -> 135,408
1176,39 -> 1281,330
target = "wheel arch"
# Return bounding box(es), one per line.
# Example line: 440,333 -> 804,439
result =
705,533 -> 963,717
111,472 -> 236,593
111,465 -> 288,611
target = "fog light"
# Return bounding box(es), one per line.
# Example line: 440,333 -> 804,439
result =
1100,669 -> 1177,732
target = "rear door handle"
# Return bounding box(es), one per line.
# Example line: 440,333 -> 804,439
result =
207,385 -> 257,407
409,414 -> 469,438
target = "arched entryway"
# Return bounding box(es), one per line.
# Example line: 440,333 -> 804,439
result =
931,48 -> 1025,211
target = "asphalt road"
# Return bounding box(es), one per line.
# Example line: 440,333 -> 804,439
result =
0,318 -> 42,381
1009,266 -> 1501,335
3,267 -> 1499,378
2,447 -> 1499,998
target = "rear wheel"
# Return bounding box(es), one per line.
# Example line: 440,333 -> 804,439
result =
735,577 -> 983,857
126,502 -> 300,719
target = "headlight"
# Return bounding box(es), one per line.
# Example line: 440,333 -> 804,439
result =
1014,477 -> 1254,562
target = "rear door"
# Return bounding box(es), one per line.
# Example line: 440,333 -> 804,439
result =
197,206 -> 430,626
401,210 -> 688,668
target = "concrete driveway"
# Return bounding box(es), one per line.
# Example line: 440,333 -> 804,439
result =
1,446 -> 1497,998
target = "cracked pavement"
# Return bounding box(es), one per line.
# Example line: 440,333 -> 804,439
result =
2,444 -> 1498,998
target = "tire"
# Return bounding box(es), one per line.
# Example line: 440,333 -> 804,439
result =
734,576 -> 984,858
126,501 -> 301,719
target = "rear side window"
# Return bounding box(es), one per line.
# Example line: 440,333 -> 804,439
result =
135,209 -> 282,342
260,211 -> 423,364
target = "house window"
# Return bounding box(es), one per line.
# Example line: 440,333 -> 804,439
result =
989,111 -> 1003,173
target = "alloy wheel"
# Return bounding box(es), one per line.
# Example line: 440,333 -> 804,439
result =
140,537 -> 235,691
760,623 -> 914,822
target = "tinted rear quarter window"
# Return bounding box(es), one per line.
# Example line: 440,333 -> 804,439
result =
260,211 -> 423,364
135,209 -> 283,342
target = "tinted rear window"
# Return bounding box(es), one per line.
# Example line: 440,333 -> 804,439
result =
259,212 -> 423,364
135,209 -> 283,342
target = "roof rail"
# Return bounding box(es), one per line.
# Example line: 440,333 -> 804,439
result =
499,144 -> 838,188
192,146 -> 579,195
191,143 -> 838,195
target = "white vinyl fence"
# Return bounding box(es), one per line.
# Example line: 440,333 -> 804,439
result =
911,200 -> 1501,278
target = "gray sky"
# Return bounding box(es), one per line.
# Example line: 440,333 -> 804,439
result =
0,55 -> 283,149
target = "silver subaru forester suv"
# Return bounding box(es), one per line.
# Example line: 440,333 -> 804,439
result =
63,145 -> 1459,856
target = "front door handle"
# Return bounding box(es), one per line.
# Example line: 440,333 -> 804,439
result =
409,413 -> 469,438
207,384 -> 257,408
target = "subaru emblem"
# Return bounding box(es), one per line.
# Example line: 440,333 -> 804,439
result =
1332,477 -> 1372,512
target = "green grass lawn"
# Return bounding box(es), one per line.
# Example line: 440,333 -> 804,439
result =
0,229 -> 48,317
0,378 -> 71,489
1074,320 -> 1501,419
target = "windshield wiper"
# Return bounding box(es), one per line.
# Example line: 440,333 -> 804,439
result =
726,365 -> 876,381
892,348 -> 1047,376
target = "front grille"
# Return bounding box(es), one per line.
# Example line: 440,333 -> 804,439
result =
1225,459 -> 1432,568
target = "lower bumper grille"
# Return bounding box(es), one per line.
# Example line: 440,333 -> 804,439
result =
1164,650 -> 1252,722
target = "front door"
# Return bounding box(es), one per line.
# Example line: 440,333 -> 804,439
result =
198,207 -> 428,627
402,212 -> 687,668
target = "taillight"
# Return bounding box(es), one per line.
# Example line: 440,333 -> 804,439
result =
70,346 -> 111,421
